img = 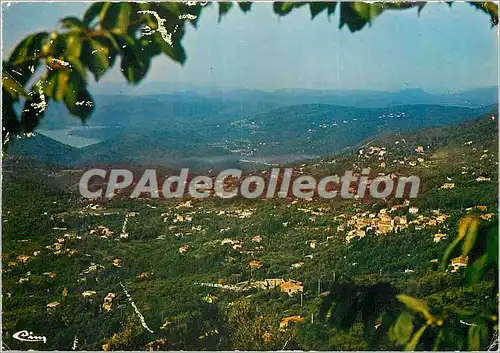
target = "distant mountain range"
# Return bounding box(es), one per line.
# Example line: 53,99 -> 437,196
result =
89,85 -> 498,108
8,92 -> 498,171
201,86 -> 498,108
35,86 -> 498,131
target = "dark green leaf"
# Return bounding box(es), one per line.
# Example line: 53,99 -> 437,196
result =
65,34 -> 83,59
320,282 -> 359,330
139,37 -> 162,57
486,222 -> 498,265
391,311 -> 414,345
440,216 -> 474,270
81,38 -> 110,81
83,2 -> 105,27
360,282 -> 399,344
327,2 -> 338,16
60,16 -> 85,29
139,3 -> 184,44
2,69 -> 27,99
7,32 -> 48,86
352,2 -> 383,21
404,324 -> 428,351
179,2 -> 204,27
63,72 -> 94,120
467,322 -> 489,350
380,2 -> 423,11
113,34 -> 150,84
333,296 -> 359,330
273,2 -> 299,15
319,288 -> 335,323
45,69 -> 69,101
238,2 -> 252,13
21,81 -> 48,132
462,218 -> 479,256
92,33 -> 119,67
8,32 -> 48,64
469,2 -> 499,27
144,30 -> 187,64
101,3 -> 132,32
339,2 -> 369,32
121,54 -> 149,84
114,2 -> 133,33
396,294 -> 433,321
112,32 -> 136,54
219,2 -> 233,20
309,3 -> 328,19
417,3 -> 426,14
2,87 -> 22,146
45,33 -> 80,59
160,2 -> 182,16
339,2 -> 385,32
441,322 -> 466,350
432,330 -> 443,351
465,254 -> 488,284
67,58 -> 87,83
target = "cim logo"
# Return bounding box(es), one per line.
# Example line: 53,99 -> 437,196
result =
12,330 -> 47,344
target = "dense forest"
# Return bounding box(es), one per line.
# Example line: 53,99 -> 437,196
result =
2,110 -> 498,350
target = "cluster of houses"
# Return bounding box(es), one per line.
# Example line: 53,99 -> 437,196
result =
358,145 -> 388,159
248,260 -> 263,270
279,280 -> 304,296
103,292 -> 116,312
172,212 -> 194,223
475,176 -> 491,182
196,277 -> 304,298
89,225 -> 114,238
44,234 -> 81,256
216,276 -> 305,296
217,208 -> 256,219
338,201 -> 409,242
408,210 -> 449,231
82,290 -> 97,297
7,138 -> 496,334
80,263 -> 105,276
433,233 -> 447,243
337,201 -> 451,243
214,235 -> 265,256
279,315 -> 304,329
356,140 -> 432,170
47,301 -> 61,309
232,278 -> 305,296
297,207 -> 328,216
449,255 -> 469,273
79,202 -> 120,217
15,270 -> 57,284
466,205 -> 495,221
79,289 -> 118,313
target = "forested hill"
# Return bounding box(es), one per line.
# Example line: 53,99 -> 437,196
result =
2,107 -> 498,350
7,103 -> 495,170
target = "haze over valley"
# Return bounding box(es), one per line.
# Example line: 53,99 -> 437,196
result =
9,86 -> 498,171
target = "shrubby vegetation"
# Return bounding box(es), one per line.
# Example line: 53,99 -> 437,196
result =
2,1 -> 498,350
2,112 -> 497,350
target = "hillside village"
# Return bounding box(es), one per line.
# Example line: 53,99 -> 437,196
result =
1,113 -> 498,350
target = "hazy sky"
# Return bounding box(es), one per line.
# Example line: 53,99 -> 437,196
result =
2,1 -> 499,93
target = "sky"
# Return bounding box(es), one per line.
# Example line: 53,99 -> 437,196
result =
1,1 -> 499,93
